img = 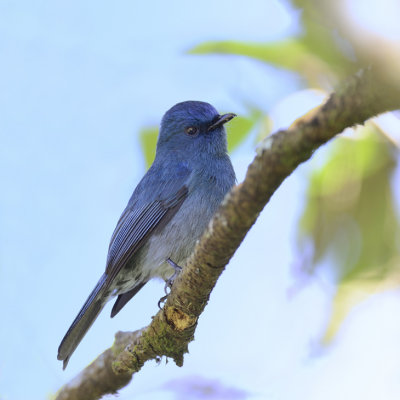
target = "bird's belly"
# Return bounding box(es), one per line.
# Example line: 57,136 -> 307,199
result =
112,182 -> 228,295
142,188 -> 219,281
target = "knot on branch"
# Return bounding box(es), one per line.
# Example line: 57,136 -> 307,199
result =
165,306 -> 197,331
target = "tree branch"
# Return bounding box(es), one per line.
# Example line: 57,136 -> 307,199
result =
55,69 -> 400,400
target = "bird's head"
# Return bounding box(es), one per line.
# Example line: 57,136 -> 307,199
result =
156,101 -> 236,158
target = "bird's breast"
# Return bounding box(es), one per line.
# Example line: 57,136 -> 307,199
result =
142,173 -> 231,280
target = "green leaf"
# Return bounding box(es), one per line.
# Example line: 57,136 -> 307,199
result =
297,125 -> 400,341
255,114 -> 273,143
139,127 -> 158,168
190,39 -> 327,72
227,112 -> 261,152
188,2 -> 360,86
290,0 -> 359,77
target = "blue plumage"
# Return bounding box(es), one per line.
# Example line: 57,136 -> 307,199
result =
58,101 -> 236,368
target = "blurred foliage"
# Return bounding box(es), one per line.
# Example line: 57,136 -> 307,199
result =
139,127 -> 158,168
188,0 -> 360,89
189,40 -> 334,87
290,0 -> 359,76
255,113 -> 273,143
297,125 -> 400,341
226,111 -> 262,152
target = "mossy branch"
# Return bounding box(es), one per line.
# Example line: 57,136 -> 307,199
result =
55,69 -> 400,400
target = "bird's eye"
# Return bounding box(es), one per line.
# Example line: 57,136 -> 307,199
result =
184,126 -> 199,136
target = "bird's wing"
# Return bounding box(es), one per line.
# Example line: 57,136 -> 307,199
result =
58,164 -> 191,368
104,168 -> 190,288
58,185 -> 188,368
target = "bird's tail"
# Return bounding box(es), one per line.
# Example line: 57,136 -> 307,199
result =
57,273 -> 109,369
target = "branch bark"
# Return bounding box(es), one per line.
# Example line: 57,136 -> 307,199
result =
55,69 -> 400,400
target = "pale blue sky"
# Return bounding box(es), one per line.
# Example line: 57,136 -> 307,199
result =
1,1 -> 400,400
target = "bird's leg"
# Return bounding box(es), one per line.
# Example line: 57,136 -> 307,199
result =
158,258 -> 182,309
164,258 -> 182,293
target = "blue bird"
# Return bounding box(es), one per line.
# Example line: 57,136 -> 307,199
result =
57,101 -> 236,369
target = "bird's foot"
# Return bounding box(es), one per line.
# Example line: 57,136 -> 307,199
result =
164,258 -> 182,293
158,258 -> 182,309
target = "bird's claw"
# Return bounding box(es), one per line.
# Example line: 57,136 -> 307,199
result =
158,258 -> 182,309
158,294 -> 168,309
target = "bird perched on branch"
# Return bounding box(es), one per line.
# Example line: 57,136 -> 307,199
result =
57,101 -> 236,369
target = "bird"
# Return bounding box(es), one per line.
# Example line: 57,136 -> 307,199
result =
57,101 -> 236,369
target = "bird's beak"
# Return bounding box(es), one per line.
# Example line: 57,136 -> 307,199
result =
208,113 -> 236,131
